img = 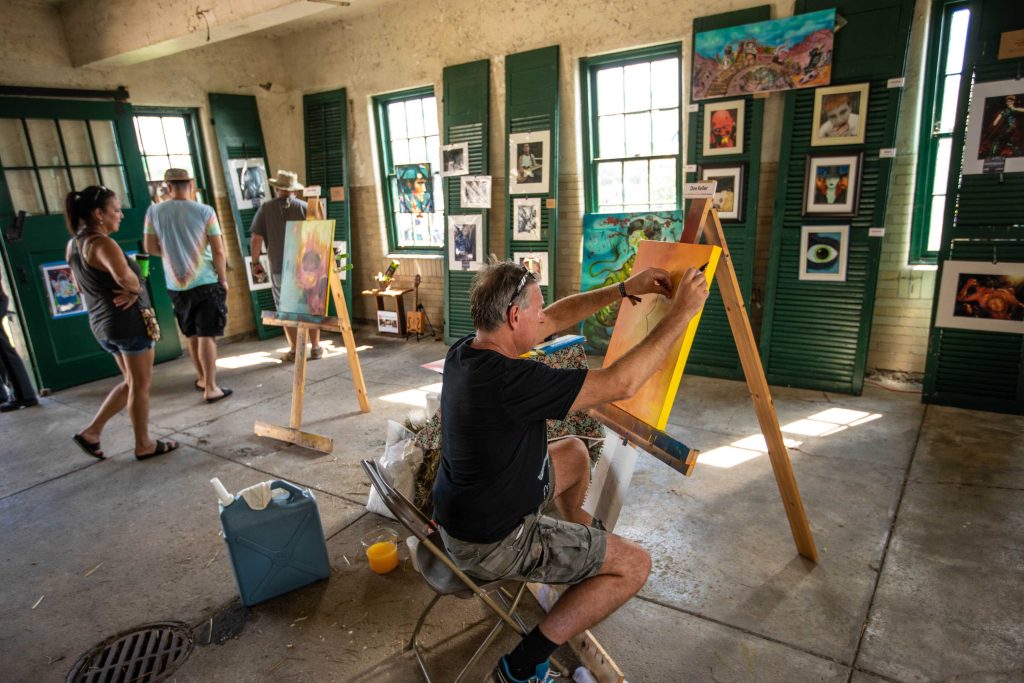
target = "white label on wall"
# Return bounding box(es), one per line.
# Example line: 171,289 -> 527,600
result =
684,164 -> 698,173
683,181 -> 717,198
869,227 -> 886,237
880,148 -> 897,158
887,77 -> 906,88
687,103 -> 699,113
302,185 -> 322,197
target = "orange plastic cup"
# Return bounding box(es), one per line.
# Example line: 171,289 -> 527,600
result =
362,527 -> 399,574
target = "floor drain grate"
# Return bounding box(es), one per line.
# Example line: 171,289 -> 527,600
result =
66,621 -> 195,683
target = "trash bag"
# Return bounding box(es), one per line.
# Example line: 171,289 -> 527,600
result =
366,420 -> 423,520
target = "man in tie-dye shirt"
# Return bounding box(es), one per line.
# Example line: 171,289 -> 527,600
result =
144,168 -> 232,404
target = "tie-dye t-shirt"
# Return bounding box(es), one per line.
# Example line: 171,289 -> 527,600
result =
144,200 -> 222,291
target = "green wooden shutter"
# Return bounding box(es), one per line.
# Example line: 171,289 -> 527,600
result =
686,6 -> 770,380
505,46 -> 560,304
923,0 -> 1024,414
442,60 -> 490,343
208,93 -> 279,340
759,0 -> 915,394
304,89 -> 353,316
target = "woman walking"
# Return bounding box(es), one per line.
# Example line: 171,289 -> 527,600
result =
66,186 -> 178,460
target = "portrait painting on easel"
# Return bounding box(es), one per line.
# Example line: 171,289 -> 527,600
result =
278,220 -> 336,316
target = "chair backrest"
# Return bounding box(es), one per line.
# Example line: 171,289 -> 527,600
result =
361,459 -> 434,542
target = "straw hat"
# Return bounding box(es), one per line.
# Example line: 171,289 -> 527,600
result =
164,168 -> 194,182
268,170 -> 304,192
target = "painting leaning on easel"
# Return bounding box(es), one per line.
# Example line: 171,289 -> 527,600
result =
278,220 -> 336,316
602,241 -> 722,430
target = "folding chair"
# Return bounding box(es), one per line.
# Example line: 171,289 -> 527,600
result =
361,459 -> 564,682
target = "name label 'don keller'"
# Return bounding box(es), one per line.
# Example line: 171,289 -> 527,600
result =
684,181 -> 718,198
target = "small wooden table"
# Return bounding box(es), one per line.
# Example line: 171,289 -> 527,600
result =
362,287 -> 413,336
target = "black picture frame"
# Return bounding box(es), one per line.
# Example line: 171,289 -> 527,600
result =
802,151 -> 864,218
698,162 -> 747,223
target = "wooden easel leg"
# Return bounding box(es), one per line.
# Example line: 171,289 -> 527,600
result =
701,204 -> 818,562
329,268 -> 371,413
290,327 -> 309,430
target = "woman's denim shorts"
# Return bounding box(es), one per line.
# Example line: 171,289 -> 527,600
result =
97,335 -> 155,356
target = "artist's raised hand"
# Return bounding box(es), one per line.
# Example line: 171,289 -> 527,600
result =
669,267 -> 709,320
624,267 -> 673,298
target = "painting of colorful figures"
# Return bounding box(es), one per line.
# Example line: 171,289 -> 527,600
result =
579,211 -> 684,354
278,220 -> 336,316
40,262 -> 86,318
692,9 -> 835,101
603,241 -> 721,430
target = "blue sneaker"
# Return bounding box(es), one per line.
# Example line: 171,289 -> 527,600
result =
492,655 -> 560,682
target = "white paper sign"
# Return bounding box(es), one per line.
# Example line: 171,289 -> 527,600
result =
869,227 -> 886,237
302,185 -> 322,197
887,77 -> 906,88
687,103 -> 699,113
684,181 -> 717,198
880,148 -> 897,158
684,164 -> 698,173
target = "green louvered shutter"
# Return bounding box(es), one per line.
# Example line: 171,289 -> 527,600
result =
304,89 -> 353,316
923,0 -> 1024,414
443,60 -> 490,343
208,93 -> 280,340
686,6 -> 770,380
505,46 -> 560,304
759,0 -> 915,394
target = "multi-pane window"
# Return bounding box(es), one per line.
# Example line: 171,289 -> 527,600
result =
0,118 -> 131,215
911,3 -> 971,262
373,88 -> 444,252
582,45 -> 682,214
133,113 -> 205,204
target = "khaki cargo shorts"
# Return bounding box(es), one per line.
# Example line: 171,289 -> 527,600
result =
438,465 -> 607,585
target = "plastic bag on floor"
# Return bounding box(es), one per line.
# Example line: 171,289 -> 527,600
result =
366,420 -> 423,520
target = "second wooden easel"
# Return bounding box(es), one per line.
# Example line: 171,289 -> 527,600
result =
254,189 -> 371,453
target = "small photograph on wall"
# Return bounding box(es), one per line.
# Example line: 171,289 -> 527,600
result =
803,152 -> 862,217
509,131 -> 551,194
799,225 -> 849,282
40,262 -> 87,318
935,260 -> 1024,333
513,197 -> 542,241
460,175 -> 492,209
440,142 -> 469,177
229,158 -> 269,210
512,251 -> 549,287
811,83 -> 869,146
448,214 -> 483,271
702,100 -> 745,157
699,164 -> 745,222
962,79 -> 1024,174
396,163 -> 433,214
244,254 -> 272,291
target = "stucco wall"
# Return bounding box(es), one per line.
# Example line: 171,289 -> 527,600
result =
2,0 -> 935,375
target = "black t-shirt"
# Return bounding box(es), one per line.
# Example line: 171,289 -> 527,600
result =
432,335 -> 588,543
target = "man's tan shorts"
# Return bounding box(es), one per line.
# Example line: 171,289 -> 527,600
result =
438,465 -> 607,585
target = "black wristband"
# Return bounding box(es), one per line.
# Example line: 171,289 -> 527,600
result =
618,281 -> 628,299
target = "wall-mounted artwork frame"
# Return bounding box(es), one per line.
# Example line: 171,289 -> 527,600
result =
962,79 -> 1024,175
396,163 -> 434,214
440,142 -> 469,177
460,175 -> 492,209
700,163 -> 745,222
802,151 -> 862,217
702,100 -> 745,157
934,260 -> 1024,333
512,250 -> 549,286
448,214 -> 484,271
811,82 -> 869,147
512,197 -> 542,241
509,130 -> 551,194
40,262 -> 86,318
229,158 -> 269,210
799,224 -> 849,282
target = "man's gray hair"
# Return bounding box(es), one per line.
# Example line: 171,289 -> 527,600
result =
471,260 -> 536,332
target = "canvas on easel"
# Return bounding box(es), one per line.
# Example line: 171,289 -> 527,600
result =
279,219 -> 335,316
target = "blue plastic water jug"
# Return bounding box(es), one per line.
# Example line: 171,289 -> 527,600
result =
217,479 -> 331,606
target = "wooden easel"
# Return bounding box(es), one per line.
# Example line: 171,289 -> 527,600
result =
254,190 -> 371,453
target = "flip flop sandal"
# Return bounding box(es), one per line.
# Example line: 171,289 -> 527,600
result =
135,439 -> 179,461
194,379 -> 205,392
72,433 -> 105,460
205,388 -> 233,404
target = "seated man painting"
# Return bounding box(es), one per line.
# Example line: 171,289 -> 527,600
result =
433,260 -> 709,683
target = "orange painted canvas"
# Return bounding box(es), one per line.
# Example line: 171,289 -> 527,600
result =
279,220 -> 336,316
601,241 -> 722,430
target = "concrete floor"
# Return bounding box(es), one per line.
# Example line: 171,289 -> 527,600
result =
2,328 -> 1022,683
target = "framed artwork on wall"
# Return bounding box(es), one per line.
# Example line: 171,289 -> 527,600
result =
229,158 -> 269,210
40,262 -> 87,318
811,83 -> 869,147
702,99 -> 745,157
448,214 -> 484,271
699,163 -> 745,222
934,260 -> 1024,333
799,225 -> 849,282
512,251 -> 549,287
460,175 -> 492,209
512,197 -> 542,241
396,163 -> 434,214
802,152 -> 862,217
440,142 -> 469,177
508,130 -> 551,194
962,79 -> 1024,175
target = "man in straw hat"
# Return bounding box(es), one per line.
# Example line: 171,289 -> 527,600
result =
249,170 -> 323,361
144,168 -> 232,403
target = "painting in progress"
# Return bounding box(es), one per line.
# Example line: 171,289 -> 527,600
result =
278,220 -> 336,316
602,241 -> 721,430
580,211 -> 684,354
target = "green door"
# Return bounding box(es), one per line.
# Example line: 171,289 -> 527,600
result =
0,96 -> 181,392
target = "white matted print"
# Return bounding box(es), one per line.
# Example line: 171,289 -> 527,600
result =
962,79 -> 1024,175
449,214 -> 484,271
513,251 -> 549,287
512,197 -> 542,241
509,130 -> 551,195
702,100 -> 745,157
377,309 -> 400,334
333,240 -> 348,280
40,262 -> 86,318
935,260 -> 1024,333
811,83 -> 869,147
244,254 -> 272,291
460,175 -> 492,209
699,164 -> 744,222
229,158 -> 269,210
441,142 -> 469,177
799,225 -> 849,282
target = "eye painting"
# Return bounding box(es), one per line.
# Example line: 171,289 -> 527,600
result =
805,232 -> 841,272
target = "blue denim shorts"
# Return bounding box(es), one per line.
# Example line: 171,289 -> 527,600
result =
98,335 -> 155,356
